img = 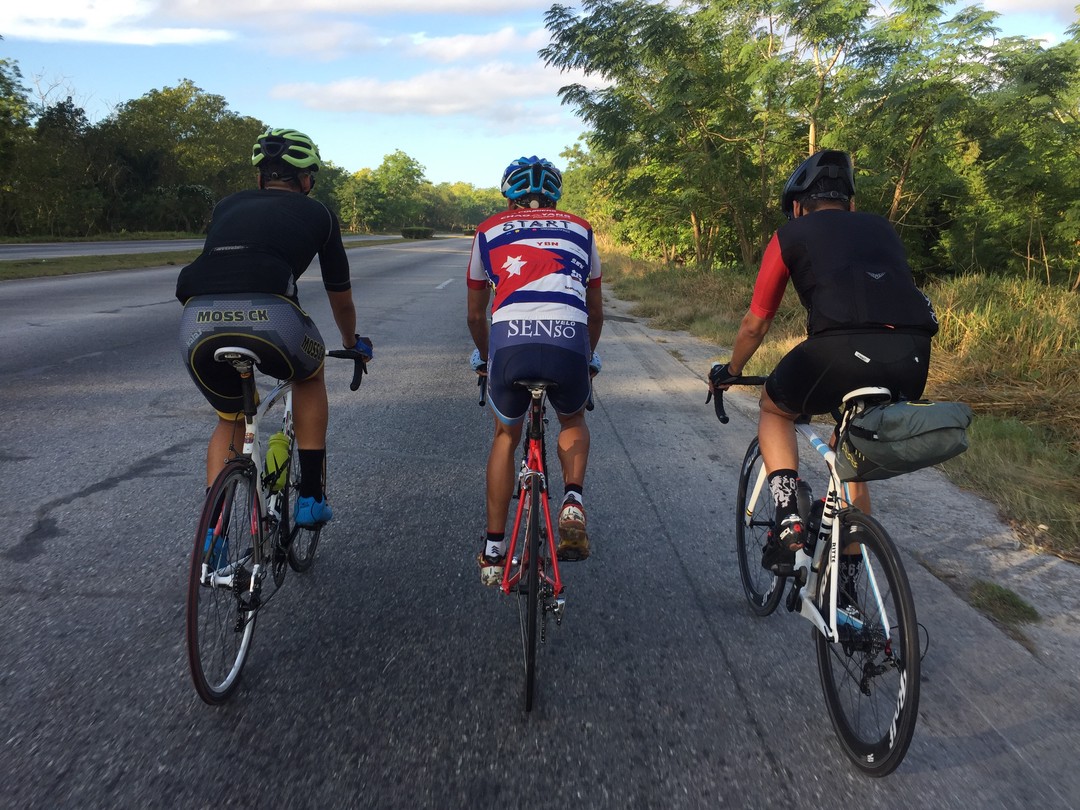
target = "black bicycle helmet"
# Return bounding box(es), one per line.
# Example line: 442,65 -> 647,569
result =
500,156 -> 562,206
251,128 -> 322,173
781,149 -> 854,219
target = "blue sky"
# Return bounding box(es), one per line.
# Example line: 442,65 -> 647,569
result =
1,1 -> 1076,188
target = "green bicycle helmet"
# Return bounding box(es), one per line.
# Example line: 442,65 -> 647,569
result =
251,128 -> 322,173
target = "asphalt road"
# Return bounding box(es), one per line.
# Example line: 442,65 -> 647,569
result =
1,240 -> 1078,808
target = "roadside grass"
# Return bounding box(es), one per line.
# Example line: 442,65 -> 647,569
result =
0,236 -> 408,282
0,230 -> 203,244
0,251 -> 203,280
601,245 -> 1080,561
969,579 -> 1040,625
969,579 -> 1041,651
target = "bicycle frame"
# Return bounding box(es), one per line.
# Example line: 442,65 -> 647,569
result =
200,347 -> 294,594
501,386 -> 563,600
744,413 -> 893,646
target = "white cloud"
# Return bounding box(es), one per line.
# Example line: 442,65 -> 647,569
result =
161,0 -> 552,18
269,23 -> 385,62
0,1 -> 232,45
271,61 -> 598,122
981,0 -> 1078,19
408,27 -> 551,62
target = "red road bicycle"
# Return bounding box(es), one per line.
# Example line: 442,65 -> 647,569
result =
479,374 -> 566,712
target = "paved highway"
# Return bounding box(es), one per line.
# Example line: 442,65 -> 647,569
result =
1,240 -> 1077,808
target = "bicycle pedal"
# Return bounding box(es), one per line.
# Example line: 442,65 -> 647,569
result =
551,597 -> 566,623
769,561 -> 796,578
785,586 -> 802,613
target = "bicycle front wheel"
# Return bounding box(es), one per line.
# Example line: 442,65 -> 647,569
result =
815,511 -> 921,777
287,441 -> 322,573
517,476 -> 543,712
186,460 -> 260,704
735,439 -> 784,616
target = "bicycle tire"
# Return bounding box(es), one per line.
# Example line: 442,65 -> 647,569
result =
186,460 -> 260,704
735,439 -> 784,616
286,440 -> 322,573
521,476 -> 542,712
815,510 -> 921,777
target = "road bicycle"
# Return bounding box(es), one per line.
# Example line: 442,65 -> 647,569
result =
477,373 -> 572,712
185,344 -> 367,705
710,377 -> 921,776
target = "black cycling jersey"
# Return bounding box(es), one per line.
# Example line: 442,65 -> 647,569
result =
175,189 -> 351,304
775,210 -> 938,337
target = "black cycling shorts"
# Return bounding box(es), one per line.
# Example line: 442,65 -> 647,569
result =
179,293 -> 325,418
766,331 -> 932,416
487,343 -> 591,423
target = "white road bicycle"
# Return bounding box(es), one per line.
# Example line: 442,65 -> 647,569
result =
185,344 -> 367,704
711,378 -> 922,777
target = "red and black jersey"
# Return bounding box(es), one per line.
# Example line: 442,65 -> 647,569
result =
176,189 -> 351,304
750,210 -> 938,337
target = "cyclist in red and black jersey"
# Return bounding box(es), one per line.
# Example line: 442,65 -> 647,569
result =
709,150 -> 938,572
177,128 -> 372,528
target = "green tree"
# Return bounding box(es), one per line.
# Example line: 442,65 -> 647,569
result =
373,150 -> 428,229
0,55 -> 32,235
336,167 -> 383,233
543,0 -> 794,268
105,79 -> 263,230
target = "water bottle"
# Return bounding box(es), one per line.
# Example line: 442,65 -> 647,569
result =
808,498 -> 826,540
795,479 -> 812,524
265,431 -> 290,492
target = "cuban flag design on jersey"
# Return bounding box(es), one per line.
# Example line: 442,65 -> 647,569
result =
468,209 -> 599,325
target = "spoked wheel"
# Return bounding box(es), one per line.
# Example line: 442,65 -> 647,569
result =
735,439 -> 784,616
516,477 -> 543,712
186,460 -> 260,704
287,440 -> 322,573
815,510 -> 921,777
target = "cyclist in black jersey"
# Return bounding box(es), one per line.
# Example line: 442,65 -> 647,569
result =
177,127 -> 372,527
708,150 -> 938,572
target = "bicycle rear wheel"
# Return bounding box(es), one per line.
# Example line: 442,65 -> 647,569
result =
186,460 -> 260,704
735,439 -> 784,616
517,476 -> 543,712
287,441 -> 322,573
815,511 -> 921,776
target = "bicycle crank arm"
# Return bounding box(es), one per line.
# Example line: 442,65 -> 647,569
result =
550,596 -> 566,625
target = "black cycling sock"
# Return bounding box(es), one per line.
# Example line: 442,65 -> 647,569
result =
563,483 -> 583,501
767,469 -> 800,516
298,449 -> 325,499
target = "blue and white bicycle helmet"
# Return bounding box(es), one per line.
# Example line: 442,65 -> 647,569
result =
500,156 -> 563,205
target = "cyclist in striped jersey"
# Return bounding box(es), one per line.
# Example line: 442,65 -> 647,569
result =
467,156 -> 604,585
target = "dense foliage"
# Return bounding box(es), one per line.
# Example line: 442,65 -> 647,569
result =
544,0 -> 1080,289
3,2 -> 1078,288
0,62 -> 503,237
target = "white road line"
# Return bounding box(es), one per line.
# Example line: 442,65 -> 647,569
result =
436,279 -> 455,290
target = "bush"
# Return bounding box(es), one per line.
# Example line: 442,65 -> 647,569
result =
401,226 -> 435,239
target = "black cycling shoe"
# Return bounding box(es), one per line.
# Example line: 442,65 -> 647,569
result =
761,535 -> 796,574
761,513 -> 805,575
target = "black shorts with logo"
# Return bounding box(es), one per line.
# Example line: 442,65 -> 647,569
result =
487,319 -> 591,422
179,293 -> 325,418
766,331 -> 932,416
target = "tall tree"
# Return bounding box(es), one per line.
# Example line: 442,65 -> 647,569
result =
0,54 -> 32,234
